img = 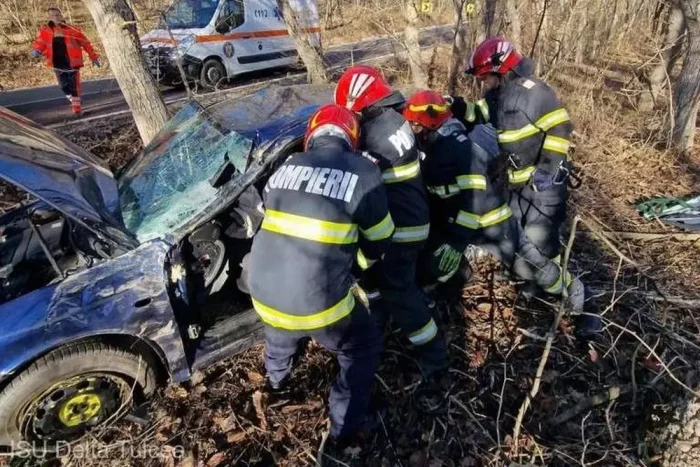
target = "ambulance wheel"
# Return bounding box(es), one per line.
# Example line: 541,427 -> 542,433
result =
200,59 -> 226,90
0,341 -> 157,448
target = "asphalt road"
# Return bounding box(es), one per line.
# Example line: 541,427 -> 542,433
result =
0,25 -> 453,127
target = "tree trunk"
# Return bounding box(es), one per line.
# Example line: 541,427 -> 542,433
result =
532,0 -> 549,76
672,1 -> 700,152
82,0 -> 168,145
447,0 -> 468,94
403,0 -> 428,89
504,0 -> 522,51
277,0 -> 328,84
482,0 -> 497,37
640,6 -> 686,111
574,1 -> 588,64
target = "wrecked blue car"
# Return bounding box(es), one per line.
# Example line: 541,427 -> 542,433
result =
0,85 -> 331,447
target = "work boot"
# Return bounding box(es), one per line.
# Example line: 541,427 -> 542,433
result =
319,414 -> 377,466
264,376 -> 289,396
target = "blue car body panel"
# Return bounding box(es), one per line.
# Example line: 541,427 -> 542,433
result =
0,240 -> 190,385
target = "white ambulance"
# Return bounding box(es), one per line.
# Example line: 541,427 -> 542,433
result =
141,0 -> 321,89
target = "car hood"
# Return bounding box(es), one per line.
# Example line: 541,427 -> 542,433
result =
0,107 -> 138,250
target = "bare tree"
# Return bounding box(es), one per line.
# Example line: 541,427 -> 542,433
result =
671,0 -> 700,151
403,0 -> 428,88
504,0 -> 522,51
447,0 -> 468,94
81,0 -> 169,145
640,5 -> 686,111
277,0 -> 328,84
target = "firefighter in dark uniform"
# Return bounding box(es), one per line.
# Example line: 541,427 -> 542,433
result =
335,66 -> 448,382
452,37 -> 601,335
403,90 -> 598,336
247,105 -> 394,445
450,37 -> 571,260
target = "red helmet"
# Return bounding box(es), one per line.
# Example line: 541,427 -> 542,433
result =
335,65 -> 393,112
467,37 -> 522,77
304,104 -> 361,150
403,90 -> 452,130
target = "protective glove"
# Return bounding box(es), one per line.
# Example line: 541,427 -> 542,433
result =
92,59 -> 101,68
532,168 -> 555,192
30,50 -> 42,59
431,243 -> 463,283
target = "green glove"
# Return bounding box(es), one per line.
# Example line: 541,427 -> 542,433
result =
432,243 -> 463,282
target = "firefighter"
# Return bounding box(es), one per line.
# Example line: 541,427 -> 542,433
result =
247,104 -> 393,447
334,66 -> 448,391
448,37 -> 571,263
403,90 -> 600,337
31,7 -> 100,116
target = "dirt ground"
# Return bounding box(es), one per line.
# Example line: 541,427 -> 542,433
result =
26,45 -> 700,467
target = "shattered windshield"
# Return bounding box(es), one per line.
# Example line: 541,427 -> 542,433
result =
161,0 -> 219,29
118,102 -> 253,243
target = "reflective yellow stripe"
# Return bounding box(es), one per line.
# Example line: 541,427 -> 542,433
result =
508,165 -> 536,184
479,205 -> 513,227
455,204 -> 512,229
465,102 -> 476,123
383,159 -> 420,184
544,267 -> 573,294
536,108 -> 570,131
427,184 -> 460,198
476,98 -> 490,122
498,124 -> 539,144
455,211 -> 481,229
498,108 -> 570,144
252,291 -> 355,330
408,318 -> 438,345
542,135 -> 571,155
457,174 -> 487,190
262,210 -> 358,244
356,249 -> 377,270
393,224 -> 430,243
361,213 -> 394,241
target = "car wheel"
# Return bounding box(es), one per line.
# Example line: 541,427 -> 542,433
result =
0,341 -> 157,448
200,59 -> 226,90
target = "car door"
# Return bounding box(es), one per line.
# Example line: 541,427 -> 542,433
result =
214,0 -> 258,76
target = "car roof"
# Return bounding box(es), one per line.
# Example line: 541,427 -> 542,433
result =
206,84 -> 334,144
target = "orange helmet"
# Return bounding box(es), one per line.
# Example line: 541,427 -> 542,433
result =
304,104 -> 361,150
403,90 -> 452,130
335,65 -> 394,112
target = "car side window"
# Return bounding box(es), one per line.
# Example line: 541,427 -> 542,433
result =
220,0 -> 245,31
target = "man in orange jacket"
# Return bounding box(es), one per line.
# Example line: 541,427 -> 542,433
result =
31,7 -> 100,116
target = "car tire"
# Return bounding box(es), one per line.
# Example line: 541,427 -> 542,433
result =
0,341 -> 157,448
200,59 -> 226,90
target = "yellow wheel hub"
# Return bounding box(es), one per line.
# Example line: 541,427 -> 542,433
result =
58,393 -> 102,427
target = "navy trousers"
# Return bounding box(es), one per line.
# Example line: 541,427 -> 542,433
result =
361,243 -> 448,376
509,184 -> 567,259
263,303 -> 381,438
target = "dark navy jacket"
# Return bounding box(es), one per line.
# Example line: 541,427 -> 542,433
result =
360,105 -> 430,246
455,58 -> 574,187
248,136 -> 393,330
420,120 -> 512,250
